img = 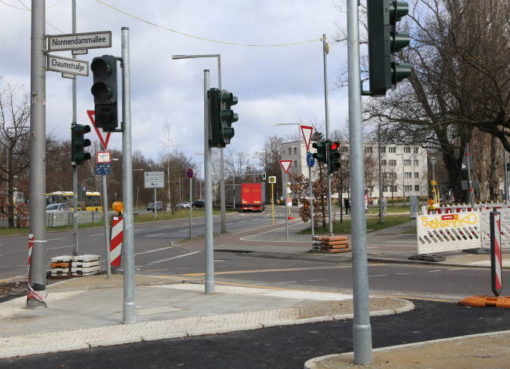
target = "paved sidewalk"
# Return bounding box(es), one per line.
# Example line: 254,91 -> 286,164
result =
304,330 -> 510,369
0,275 -> 412,359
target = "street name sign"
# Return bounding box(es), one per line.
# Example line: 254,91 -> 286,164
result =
47,31 -> 112,52
47,54 -> 88,76
144,171 -> 165,189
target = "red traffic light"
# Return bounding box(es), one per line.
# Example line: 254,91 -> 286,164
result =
330,141 -> 340,151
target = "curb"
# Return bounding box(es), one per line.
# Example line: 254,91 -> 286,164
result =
216,249 -> 499,269
303,329 -> 510,369
0,299 -> 414,359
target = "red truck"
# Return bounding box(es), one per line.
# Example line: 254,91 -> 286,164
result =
240,183 -> 265,212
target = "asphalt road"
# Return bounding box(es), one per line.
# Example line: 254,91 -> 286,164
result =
3,300 -> 510,369
0,210 -> 279,280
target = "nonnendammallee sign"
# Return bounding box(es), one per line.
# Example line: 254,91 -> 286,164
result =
47,31 -> 112,52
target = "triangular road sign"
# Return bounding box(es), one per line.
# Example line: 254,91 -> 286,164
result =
87,110 -> 111,150
300,125 -> 313,152
279,160 -> 293,174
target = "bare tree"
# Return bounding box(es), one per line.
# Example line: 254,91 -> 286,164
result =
0,82 -> 30,227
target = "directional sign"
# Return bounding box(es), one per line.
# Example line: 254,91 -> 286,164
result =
95,163 -> 112,175
300,125 -> 314,152
144,171 -> 165,189
87,110 -> 111,149
306,152 -> 315,167
47,31 -> 112,52
47,54 -> 88,76
279,160 -> 293,174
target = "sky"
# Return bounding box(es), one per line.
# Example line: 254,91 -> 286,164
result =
0,0 -> 351,167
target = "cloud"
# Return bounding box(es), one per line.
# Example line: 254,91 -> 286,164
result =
0,0 -> 349,166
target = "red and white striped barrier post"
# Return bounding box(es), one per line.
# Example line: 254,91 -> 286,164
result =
110,215 -> 123,271
26,234 -> 47,305
490,208 -> 503,296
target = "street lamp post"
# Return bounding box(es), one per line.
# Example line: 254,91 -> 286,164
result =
172,54 -> 227,233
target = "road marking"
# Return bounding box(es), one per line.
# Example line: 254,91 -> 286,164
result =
395,272 -> 410,275
369,274 -> 387,277
134,228 -> 145,232
428,270 -> 442,273
144,251 -> 200,266
47,245 -> 72,250
47,237 -> 66,241
308,279 -> 325,282
135,245 -> 174,256
183,265 -> 350,277
145,233 -> 166,238
89,233 -> 103,237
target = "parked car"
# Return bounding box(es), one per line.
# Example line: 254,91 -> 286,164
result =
192,200 -> 205,208
176,202 -> 190,209
147,201 -> 163,211
46,203 -> 70,212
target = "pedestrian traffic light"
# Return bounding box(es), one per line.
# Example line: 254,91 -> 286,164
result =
71,124 -> 91,166
91,55 -> 118,132
327,141 -> 341,173
312,140 -> 327,163
367,0 -> 411,96
209,88 -> 239,148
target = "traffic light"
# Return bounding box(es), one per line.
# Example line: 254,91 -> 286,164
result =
91,55 -> 118,132
209,88 -> 239,148
367,0 -> 411,96
71,124 -> 91,166
327,141 -> 341,173
312,141 -> 327,163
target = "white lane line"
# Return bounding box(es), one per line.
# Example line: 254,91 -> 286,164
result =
47,245 -> 72,250
89,233 -> 103,237
369,274 -> 387,277
144,251 -> 200,266
308,279 -> 325,282
144,233 -> 167,238
47,237 -> 66,241
134,228 -> 145,232
135,245 -> 175,256
396,272 -> 410,275
428,270 -> 442,273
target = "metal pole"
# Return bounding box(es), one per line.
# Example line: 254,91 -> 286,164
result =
347,0 -> 373,364
271,183 -> 275,224
284,172 -> 289,240
322,34 -> 334,235
121,27 -> 136,324
309,165 -> 315,238
27,0 -> 47,309
503,149 -> 508,203
204,69 -> 215,294
217,57 -> 227,233
189,177 -> 193,239
378,124 -> 383,223
153,188 -> 157,218
466,143 -> 474,206
101,173 -> 111,278
71,0 -> 79,257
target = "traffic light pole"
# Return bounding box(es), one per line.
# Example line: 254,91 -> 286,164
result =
204,69 -> 215,294
71,0 -> 79,257
322,34 -> 334,235
121,27 -> 136,324
27,0 -> 47,309
347,0 -> 373,364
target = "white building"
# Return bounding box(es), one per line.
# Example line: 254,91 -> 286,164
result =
280,140 -> 429,201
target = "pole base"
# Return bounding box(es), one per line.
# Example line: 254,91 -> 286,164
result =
458,295 -> 510,308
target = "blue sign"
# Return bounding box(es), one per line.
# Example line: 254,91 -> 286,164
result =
95,163 -> 112,175
306,152 -> 315,167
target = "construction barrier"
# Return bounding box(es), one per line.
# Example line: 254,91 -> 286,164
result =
312,235 -> 350,253
490,209 -> 503,296
49,254 -> 100,278
110,215 -> 123,268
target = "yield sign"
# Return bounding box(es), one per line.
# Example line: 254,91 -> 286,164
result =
300,125 -> 313,152
279,160 -> 293,174
87,110 -> 111,150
